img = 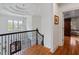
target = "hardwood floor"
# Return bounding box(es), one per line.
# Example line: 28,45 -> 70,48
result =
23,36 -> 79,55
53,36 -> 79,55
24,45 -> 52,55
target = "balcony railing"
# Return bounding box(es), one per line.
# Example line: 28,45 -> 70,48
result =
0,29 -> 44,55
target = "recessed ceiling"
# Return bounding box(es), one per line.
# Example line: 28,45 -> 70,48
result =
0,3 -> 40,16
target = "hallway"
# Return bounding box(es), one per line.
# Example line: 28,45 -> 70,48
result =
53,36 -> 79,55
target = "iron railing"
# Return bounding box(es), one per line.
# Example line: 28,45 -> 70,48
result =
0,29 -> 44,55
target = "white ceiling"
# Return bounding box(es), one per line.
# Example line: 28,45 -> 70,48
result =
0,3 -> 41,16
0,3 -> 53,17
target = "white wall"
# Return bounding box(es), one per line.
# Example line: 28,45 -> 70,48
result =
38,4 -> 53,51
44,3 -> 64,53
32,15 -> 41,32
26,16 -> 32,30
53,4 -> 59,51
52,4 -> 62,52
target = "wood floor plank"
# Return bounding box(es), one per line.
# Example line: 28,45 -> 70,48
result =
53,36 -> 79,55
24,45 -> 52,55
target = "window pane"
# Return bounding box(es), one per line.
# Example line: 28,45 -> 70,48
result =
8,20 -> 13,32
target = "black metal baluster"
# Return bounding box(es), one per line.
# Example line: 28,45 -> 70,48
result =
16,33 -> 17,53
1,36 -> 3,55
22,33 -> 23,49
20,33 -> 21,54
23,33 -> 24,49
29,37 -> 31,48
16,34 -> 17,42
36,30 -> 38,45
23,33 -> 26,48
10,35 -> 12,55
20,33 -> 22,49
11,35 -> 12,46
8,35 -> 9,55
20,33 -> 21,47
5,36 -> 6,55
19,33 -> 20,54
18,33 -> 19,55
42,35 -> 44,46
43,35 -> 44,46
22,33 -> 24,49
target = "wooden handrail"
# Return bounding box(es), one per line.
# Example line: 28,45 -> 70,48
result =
0,30 -> 36,36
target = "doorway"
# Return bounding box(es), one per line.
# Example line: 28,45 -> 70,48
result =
64,18 -> 71,49
63,17 -> 79,54
64,18 -> 71,36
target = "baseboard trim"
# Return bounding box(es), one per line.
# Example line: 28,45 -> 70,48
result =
51,45 -> 59,53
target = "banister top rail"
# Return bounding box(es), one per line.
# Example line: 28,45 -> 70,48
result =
36,29 -> 44,37
0,29 -> 44,37
0,29 -> 36,36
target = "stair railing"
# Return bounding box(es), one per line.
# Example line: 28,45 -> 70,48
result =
0,28 -> 44,55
